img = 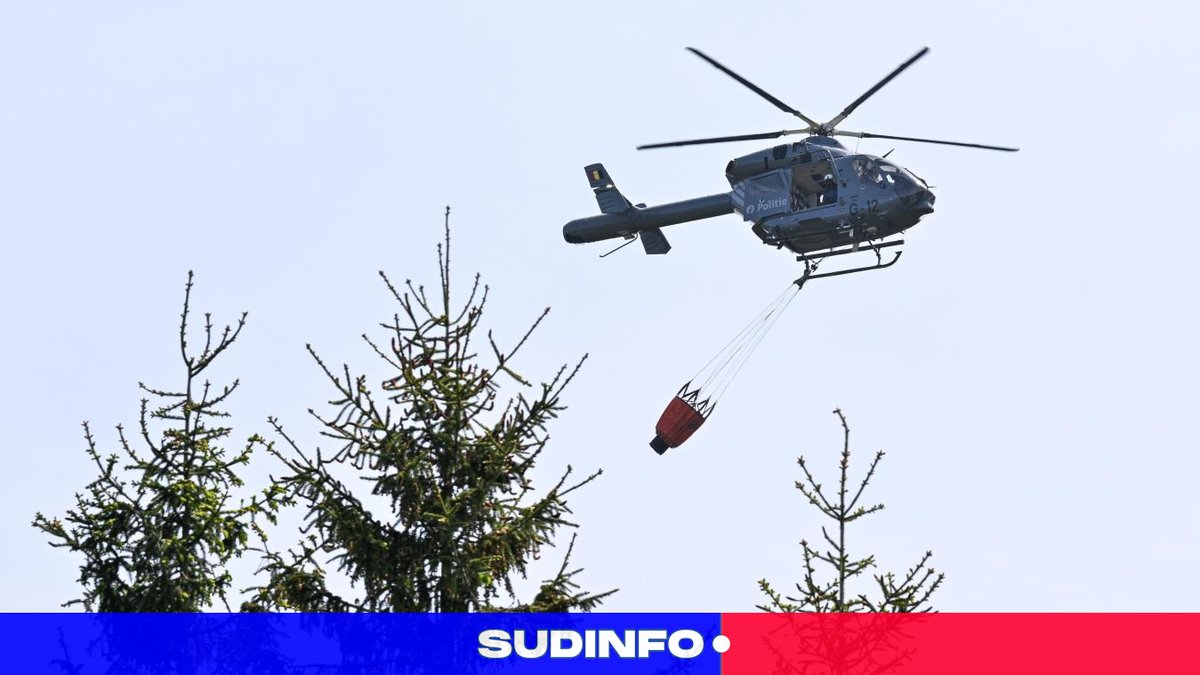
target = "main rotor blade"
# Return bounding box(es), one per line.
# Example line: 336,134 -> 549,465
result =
833,130 -> 1019,152
638,129 -> 803,150
687,47 -> 819,128
824,47 -> 929,130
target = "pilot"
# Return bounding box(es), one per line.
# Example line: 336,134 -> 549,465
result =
817,174 -> 837,205
863,161 -> 882,185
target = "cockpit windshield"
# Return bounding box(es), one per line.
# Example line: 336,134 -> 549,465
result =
851,157 -> 917,193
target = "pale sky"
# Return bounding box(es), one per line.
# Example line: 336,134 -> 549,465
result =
2,1 -> 1198,612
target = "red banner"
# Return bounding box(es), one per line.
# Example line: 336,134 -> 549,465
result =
721,613 -> 1200,674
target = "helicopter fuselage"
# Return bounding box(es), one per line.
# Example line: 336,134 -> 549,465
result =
562,136 -> 935,258
731,137 -> 935,255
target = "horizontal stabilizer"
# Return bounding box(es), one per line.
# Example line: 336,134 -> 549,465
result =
584,162 -> 633,215
640,227 -> 671,254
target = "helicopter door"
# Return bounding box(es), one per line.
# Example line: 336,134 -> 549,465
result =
742,170 -> 790,219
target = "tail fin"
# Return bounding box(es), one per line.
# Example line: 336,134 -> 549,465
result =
640,227 -> 671,255
585,163 -> 634,215
584,163 -> 672,255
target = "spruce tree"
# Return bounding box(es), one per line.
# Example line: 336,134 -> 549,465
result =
249,209 -> 611,612
33,273 -> 281,611
759,409 -> 943,613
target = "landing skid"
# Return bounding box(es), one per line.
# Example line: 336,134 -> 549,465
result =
794,239 -> 903,288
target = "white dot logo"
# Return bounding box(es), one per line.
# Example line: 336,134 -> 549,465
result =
711,634 -> 731,654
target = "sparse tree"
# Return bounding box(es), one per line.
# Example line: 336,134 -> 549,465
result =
248,209 -> 612,613
33,273 -> 282,611
759,409 -> 943,613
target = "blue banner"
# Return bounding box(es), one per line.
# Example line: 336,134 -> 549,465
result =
0,613 -> 723,674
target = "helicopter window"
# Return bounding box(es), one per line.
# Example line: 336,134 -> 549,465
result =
853,158 -> 887,187
868,160 -> 918,191
746,172 -> 789,214
879,162 -> 912,187
790,143 -> 814,163
748,172 -> 787,195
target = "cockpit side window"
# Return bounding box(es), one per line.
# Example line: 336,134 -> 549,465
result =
852,157 -> 888,188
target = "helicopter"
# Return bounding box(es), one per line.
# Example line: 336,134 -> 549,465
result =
563,47 -> 1017,280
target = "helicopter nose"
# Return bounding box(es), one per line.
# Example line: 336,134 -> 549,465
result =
914,190 -> 936,215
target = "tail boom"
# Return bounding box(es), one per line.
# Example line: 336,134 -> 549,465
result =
563,192 -> 734,244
